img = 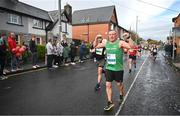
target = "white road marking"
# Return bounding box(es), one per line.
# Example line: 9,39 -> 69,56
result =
115,56 -> 149,116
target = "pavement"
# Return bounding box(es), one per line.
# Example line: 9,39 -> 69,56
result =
4,56 -> 84,76
174,63 -> 180,68
162,52 -> 180,71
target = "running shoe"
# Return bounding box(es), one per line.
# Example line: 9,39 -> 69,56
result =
104,101 -> 114,111
119,95 -> 124,104
0,75 -> 8,80
94,83 -> 101,91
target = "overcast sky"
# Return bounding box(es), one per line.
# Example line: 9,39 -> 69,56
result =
20,0 -> 180,41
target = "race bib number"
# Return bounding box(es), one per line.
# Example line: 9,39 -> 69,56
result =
153,49 -> 157,53
96,48 -> 103,55
107,54 -> 116,64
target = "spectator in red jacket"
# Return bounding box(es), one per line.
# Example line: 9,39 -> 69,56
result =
8,33 -> 21,72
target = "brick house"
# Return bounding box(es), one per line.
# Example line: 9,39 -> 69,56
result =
172,13 -> 180,55
72,6 -> 128,43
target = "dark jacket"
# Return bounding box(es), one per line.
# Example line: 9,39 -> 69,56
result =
70,43 -> 77,56
29,40 -> 37,53
80,43 -> 86,54
0,38 -> 7,56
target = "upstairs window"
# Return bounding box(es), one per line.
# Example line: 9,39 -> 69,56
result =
8,13 -> 22,25
110,23 -> 114,30
33,19 -> 43,29
36,37 -> 42,45
62,22 -> 67,33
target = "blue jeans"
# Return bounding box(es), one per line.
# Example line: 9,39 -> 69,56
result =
11,53 -> 20,70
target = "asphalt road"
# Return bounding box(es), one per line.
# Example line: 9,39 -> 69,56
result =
120,53 -> 180,115
0,52 -> 180,115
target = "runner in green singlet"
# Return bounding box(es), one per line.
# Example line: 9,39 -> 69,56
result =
94,30 -> 134,111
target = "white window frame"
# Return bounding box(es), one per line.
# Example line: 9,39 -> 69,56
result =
62,22 -> 67,33
8,13 -> 22,25
36,37 -> 42,45
33,19 -> 43,29
15,35 -> 20,45
110,23 -> 114,30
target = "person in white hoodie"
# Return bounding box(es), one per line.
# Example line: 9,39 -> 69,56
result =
46,39 -> 54,69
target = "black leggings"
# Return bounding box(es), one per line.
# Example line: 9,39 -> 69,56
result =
0,57 -> 5,76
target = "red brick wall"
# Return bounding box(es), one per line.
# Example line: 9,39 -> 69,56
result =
174,16 -> 180,27
72,23 -> 109,43
174,16 -> 180,55
175,37 -> 180,55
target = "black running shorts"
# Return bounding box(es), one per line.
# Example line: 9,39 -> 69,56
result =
129,55 -> 136,60
105,70 -> 124,82
153,52 -> 157,56
97,59 -> 105,68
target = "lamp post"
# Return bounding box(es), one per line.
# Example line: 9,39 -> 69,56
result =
136,16 -> 138,44
58,0 -> 62,41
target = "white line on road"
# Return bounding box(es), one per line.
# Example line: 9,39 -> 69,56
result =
115,56 -> 149,116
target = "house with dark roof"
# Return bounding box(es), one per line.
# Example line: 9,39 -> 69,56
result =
0,0 -> 52,45
172,13 -> 180,56
72,5 -> 128,43
48,4 -> 72,43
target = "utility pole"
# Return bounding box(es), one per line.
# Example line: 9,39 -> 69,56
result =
136,16 -> 138,44
58,0 -> 62,41
172,29 -> 175,60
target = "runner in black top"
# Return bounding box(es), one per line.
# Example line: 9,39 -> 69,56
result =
93,34 -> 106,91
151,45 -> 158,61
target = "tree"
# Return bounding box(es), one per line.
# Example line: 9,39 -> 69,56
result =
128,30 -> 142,44
147,38 -> 159,45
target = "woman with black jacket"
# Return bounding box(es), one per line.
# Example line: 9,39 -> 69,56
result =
29,35 -> 39,68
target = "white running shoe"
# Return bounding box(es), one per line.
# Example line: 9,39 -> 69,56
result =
33,66 -> 37,68
64,63 -> 69,66
52,65 -> 58,68
71,62 -> 76,65
36,65 -> 40,67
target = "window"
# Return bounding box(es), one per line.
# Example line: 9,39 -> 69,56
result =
62,22 -> 67,33
62,14 -> 68,22
8,13 -> 22,25
36,38 -> 41,45
110,23 -> 114,30
33,19 -> 43,28
15,35 -> 20,45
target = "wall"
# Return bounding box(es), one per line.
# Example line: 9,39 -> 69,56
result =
174,15 -> 180,56
0,9 -> 49,45
27,18 -> 46,36
72,23 -> 109,43
50,21 -> 72,39
0,10 -> 28,33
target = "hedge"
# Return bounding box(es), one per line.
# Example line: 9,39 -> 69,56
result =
37,45 -> 46,61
